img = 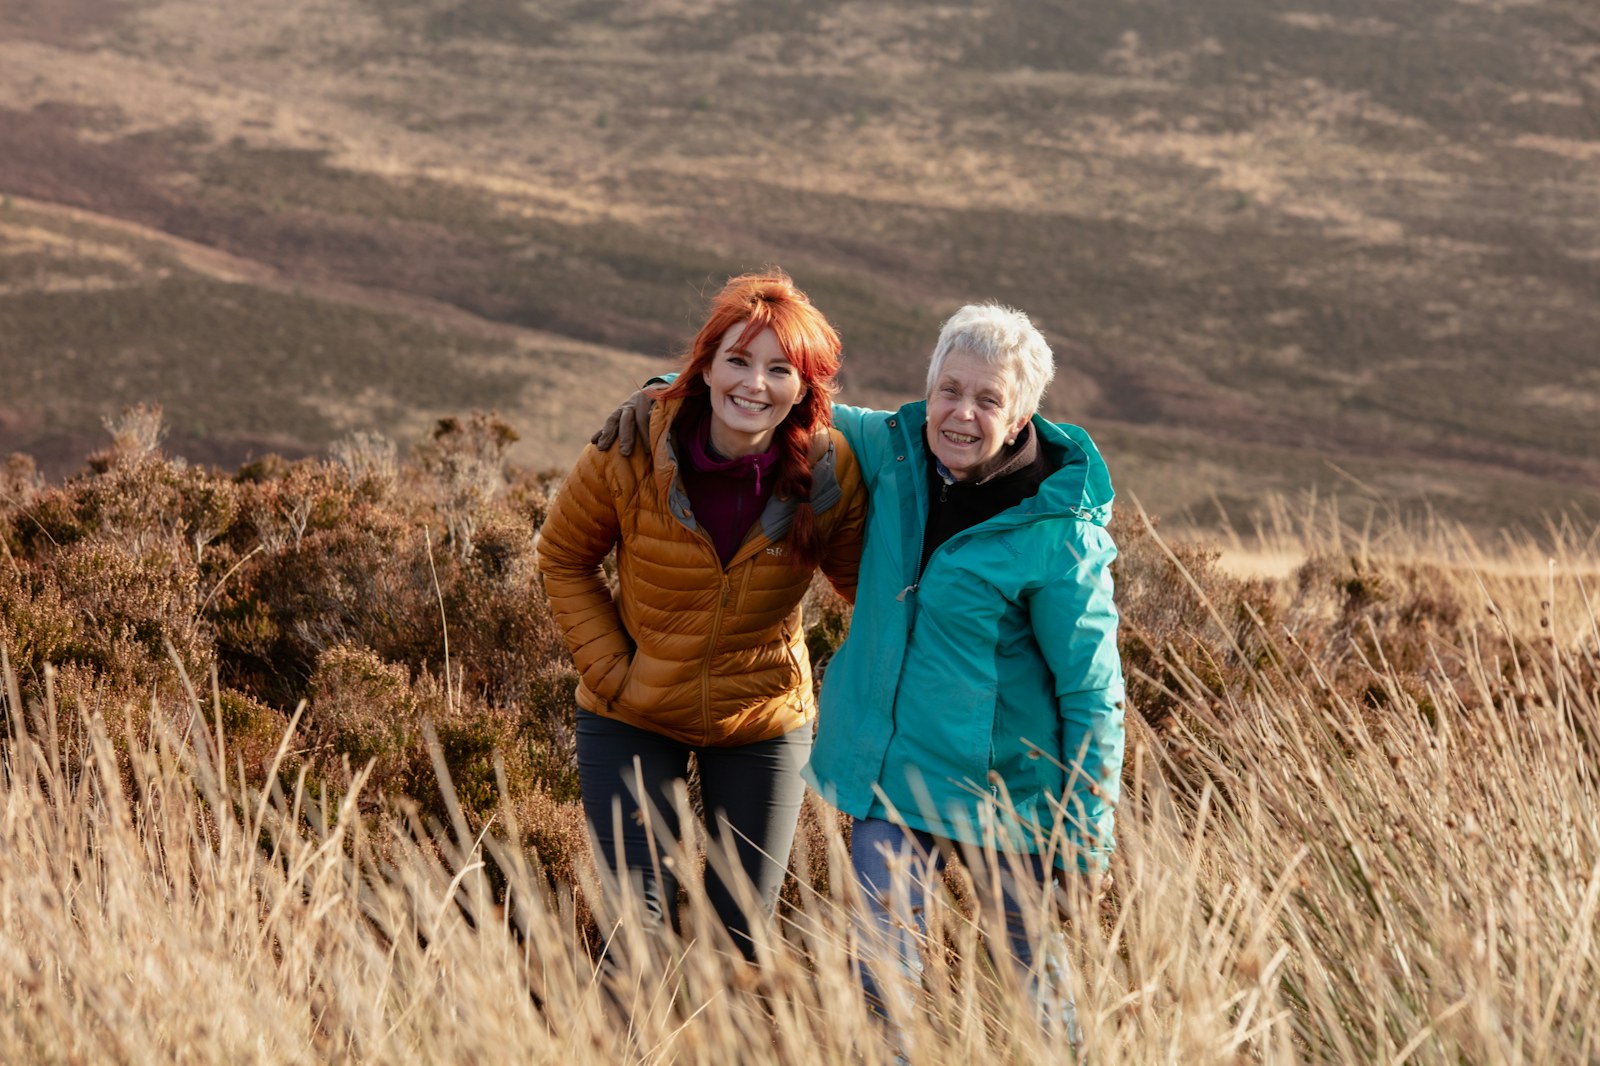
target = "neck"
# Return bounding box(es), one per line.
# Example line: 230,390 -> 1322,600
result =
707,418 -> 775,459
949,462 -> 988,484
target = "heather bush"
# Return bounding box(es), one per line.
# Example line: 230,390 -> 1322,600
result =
418,412 -> 519,559
1109,509 -> 1278,731
0,410 -> 588,843
0,452 -> 44,513
306,644 -> 429,799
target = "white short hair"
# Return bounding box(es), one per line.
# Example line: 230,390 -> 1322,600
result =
924,303 -> 1055,421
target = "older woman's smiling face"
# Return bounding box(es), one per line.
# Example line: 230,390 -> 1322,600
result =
925,348 -> 1032,482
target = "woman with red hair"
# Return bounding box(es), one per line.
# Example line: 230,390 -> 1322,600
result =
536,270 -> 866,958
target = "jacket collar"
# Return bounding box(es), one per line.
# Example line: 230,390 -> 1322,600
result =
652,397 -> 845,544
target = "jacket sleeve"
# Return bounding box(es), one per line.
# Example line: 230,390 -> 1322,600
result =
534,444 -> 633,701
1028,523 -> 1126,872
817,436 -> 868,604
828,401 -> 884,465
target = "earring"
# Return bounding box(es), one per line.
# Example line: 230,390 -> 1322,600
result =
1005,436 -> 1015,446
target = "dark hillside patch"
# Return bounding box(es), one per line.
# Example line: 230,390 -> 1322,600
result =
647,0 -> 844,52
0,106 -> 185,222
0,0 -> 135,47
0,275 -> 524,447
163,145 -> 734,353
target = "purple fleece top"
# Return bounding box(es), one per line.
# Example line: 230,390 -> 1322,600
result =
677,411 -> 780,566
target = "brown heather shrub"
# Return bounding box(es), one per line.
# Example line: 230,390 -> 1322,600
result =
506,465 -> 565,534
307,644 -> 429,799
0,528 -> 210,703
1279,553 -> 1473,706
330,429 -> 401,499
217,493 -> 431,704
211,686 -> 297,785
0,452 -> 44,514
1110,504 -> 1553,738
100,402 -> 167,461
53,541 -> 209,680
0,565 -> 77,685
1108,509 -> 1278,732
0,408 -> 591,840
418,412 -> 519,559
503,786 -> 591,892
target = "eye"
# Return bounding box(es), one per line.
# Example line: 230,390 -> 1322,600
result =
769,362 -> 793,376
726,354 -> 748,366
939,384 -> 958,396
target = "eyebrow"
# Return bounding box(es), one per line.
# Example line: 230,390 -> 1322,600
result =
939,375 -> 1004,395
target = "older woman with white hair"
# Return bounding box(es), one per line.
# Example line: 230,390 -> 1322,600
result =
807,303 -> 1124,1049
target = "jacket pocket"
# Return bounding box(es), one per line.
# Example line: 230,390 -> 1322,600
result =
590,651 -> 635,704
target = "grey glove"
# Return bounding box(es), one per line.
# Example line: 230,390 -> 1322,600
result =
590,387 -> 659,456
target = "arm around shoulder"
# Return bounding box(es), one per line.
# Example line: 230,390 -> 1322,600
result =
827,401 -> 896,467
816,431 -> 868,603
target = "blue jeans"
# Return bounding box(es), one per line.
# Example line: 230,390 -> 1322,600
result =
576,709 -> 811,960
850,817 -> 1080,1051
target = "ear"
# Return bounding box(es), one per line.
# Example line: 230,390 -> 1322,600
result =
701,368 -> 714,389
1010,412 -> 1032,440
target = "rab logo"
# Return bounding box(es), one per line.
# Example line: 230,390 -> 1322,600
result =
765,545 -> 788,557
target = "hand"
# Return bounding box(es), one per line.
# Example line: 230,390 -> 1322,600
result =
590,387 -> 662,456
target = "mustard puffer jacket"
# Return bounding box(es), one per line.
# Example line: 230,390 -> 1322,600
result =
535,398 -> 868,747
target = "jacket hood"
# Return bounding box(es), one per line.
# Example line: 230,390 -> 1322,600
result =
1034,415 -> 1115,528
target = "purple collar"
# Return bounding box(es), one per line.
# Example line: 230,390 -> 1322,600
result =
684,414 -> 781,495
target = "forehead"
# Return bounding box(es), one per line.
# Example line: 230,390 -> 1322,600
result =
716,320 -> 785,358
936,348 -> 1013,393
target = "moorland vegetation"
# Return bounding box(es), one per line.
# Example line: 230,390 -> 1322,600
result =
2,408 -> 1597,1062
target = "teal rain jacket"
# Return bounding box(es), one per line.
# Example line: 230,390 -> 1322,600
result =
804,401 -> 1125,872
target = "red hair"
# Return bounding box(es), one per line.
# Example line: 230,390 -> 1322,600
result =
663,270 -> 841,566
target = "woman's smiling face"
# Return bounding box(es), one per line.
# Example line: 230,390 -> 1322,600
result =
701,320 -> 807,457
924,348 -> 1031,482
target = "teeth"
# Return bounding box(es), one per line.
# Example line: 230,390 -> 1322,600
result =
944,431 -> 979,444
730,396 -> 769,411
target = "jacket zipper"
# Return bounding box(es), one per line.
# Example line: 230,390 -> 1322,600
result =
898,481 -> 1038,622
702,541 -> 763,742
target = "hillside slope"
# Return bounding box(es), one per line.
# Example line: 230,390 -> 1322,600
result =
2,0 -> 1596,528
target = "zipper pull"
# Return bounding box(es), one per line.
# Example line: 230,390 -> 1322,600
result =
898,583 -> 919,633
940,481 -> 949,503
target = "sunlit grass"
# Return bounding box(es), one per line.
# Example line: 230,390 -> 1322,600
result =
3,509 -> 1596,1063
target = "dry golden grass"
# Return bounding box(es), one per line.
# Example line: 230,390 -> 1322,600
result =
3,508 -> 1597,1063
